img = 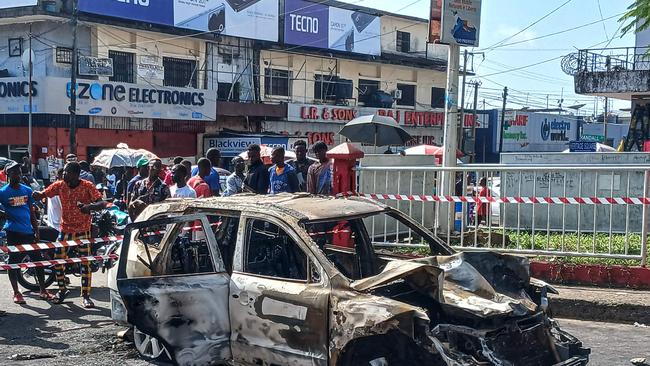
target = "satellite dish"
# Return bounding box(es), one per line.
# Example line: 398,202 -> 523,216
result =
21,48 -> 35,70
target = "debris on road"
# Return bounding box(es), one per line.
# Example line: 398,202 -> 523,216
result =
634,322 -> 648,328
8,353 -> 56,361
631,357 -> 648,366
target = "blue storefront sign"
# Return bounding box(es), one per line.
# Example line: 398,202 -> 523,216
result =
569,141 -> 597,152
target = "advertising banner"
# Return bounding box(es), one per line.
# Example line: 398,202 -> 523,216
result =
0,77 -> 216,121
203,135 -> 289,156
78,0 -> 279,42
499,112 -> 578,152
428,0 -> 442,43
0,1 -> 37,9
440,0 -> 481,47
284,0 -> 381,55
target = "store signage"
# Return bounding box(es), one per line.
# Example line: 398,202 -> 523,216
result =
284,0 -> 380,55
78,56 -> 114,77
79,0 -> 279,42
137,64 -> 165,80
581,134 -> 605,143
569,141 -> 597,153
440,0 -> 482,47
0,1 -> 37,9
288,103 -> 476,127
0,77 -> 216,121
204,135 -> 289,157
499,112 -> 577,152
307,132 -> 336,145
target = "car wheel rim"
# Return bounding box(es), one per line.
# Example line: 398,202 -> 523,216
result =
133,327 -> 170,360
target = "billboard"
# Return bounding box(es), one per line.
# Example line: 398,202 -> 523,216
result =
428,0 -> 442,43
78,0 -> 279,42
0,77 -> 216,121
0,1 -> 37,9
440,0 -> 481,47
498,112 -> 578,152
284,0 -> 381,55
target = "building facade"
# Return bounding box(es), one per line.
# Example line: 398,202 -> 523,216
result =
0,0 -> 451,166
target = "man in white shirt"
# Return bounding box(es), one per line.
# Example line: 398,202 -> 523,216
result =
46,169 -> 63,234
170,164 -> 196,198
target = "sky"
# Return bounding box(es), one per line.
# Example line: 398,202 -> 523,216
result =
339,0 -> 635,116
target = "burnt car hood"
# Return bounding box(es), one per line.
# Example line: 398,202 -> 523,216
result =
350,251 -> 539,318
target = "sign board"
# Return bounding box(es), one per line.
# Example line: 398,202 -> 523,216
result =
203,135 -> 289,156
569,141 -> 597,153
287,103 -> 477,127
0,77 -> 216,121
137,64 -> 165,80
498,112 -> 578,153
283,0 -> 381,55
0,0 -> 37,9
78,56 -> 114,77
440,0 -> 482,47
581,134 -> 605,143
140,55 -> 160,66
428,0 -> 443,43
78,0 -> 279,42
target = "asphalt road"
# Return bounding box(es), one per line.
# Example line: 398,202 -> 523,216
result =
0,272 -> 648,365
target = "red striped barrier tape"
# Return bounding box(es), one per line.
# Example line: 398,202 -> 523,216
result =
342,192 -> 650,205
0,236 -> 123,254
0,254 -> 119,271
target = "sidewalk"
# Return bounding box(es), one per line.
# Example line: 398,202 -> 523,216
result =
549,285 -> 650,325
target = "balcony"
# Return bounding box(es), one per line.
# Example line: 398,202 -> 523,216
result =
573,47 -> 650,100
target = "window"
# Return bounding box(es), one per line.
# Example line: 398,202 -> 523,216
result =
396,31 -> 411,53
431,87 -> 446,108
314,74 -> 337,100
396,83 -> 416,107
245,219 -> 307,281
108,50 -> 135,83
264,68 -> 291,97
217,82 -> 240,102
163,57 -> 198,88
56,47 -> 73,64
136,217 -> 217,277
210,214 -> 239,274
358,79 -> 380,105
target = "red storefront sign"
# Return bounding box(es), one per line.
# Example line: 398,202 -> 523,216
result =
291,103 -> 476,127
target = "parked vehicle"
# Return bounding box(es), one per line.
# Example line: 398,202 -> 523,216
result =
110,194 -> 589,366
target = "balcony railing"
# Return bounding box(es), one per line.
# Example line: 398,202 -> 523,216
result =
577,47 -> 650,73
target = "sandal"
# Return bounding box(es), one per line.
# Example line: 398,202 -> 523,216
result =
39,291 -> 56,301
51,289 -> 70,304
13,293 -> 26,304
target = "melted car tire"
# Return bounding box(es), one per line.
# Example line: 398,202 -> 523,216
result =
338,333 -> 442,366
133,327 -> 172,364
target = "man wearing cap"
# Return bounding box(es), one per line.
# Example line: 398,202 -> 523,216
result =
33,162 -> 106,308
127,158 -> 149,204
0,161 -> 53,304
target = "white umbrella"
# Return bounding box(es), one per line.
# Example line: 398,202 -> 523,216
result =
91,143 -> 158,169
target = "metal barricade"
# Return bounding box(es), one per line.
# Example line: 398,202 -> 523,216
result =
357,164 -> 649,266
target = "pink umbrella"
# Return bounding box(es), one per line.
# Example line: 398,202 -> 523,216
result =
403,144 -> 464,157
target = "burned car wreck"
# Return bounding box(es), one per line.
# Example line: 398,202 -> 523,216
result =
110,194 -> 590,365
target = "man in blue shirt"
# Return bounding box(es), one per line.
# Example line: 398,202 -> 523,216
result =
0,161 -> 53,304
269,147 -> 299,194
191,148 -> 221,196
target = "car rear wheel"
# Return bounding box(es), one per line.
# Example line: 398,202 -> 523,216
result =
133,327 -> 172,362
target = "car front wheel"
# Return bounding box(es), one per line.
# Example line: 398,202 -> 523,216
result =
133,326 -> 172,362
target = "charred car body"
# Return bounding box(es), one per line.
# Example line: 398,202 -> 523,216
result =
110,194 -> 590,365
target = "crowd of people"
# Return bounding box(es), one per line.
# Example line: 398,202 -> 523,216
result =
0,140 -> 333,307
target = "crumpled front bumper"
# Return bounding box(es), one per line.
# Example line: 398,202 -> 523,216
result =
423,314 -> 590,366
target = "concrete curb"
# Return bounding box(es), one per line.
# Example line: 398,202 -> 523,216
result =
531,261 -> 650,290
549,297 -> 650,325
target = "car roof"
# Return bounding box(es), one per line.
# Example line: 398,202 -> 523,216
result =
143,193 -> 388,221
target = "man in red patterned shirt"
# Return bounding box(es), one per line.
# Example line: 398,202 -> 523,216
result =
33,162 -> 106,308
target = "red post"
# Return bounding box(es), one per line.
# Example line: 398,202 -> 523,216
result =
326,143 -> 365,195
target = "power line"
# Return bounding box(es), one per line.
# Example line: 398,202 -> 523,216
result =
482,0 -> 574,52
596,0 -> 609,40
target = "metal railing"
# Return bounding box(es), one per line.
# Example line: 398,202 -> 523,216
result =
357,164 -> 649,266
577,47 -> 650,73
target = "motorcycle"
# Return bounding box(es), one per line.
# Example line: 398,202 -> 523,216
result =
12,208 -> 123,292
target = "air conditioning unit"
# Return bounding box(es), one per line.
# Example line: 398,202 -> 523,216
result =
392,89 -> 403,100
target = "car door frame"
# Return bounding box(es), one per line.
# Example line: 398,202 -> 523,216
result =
229,212 -> 330,366
116,213 -> 232,366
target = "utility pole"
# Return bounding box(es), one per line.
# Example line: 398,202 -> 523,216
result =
471,81 -> 480,163
498,86 -> 508,154
458,49 -> 469,149
69,0 -> 79,155
28,25 -> 33,166
603,97 -> 609,145
441,43 -> 461,235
